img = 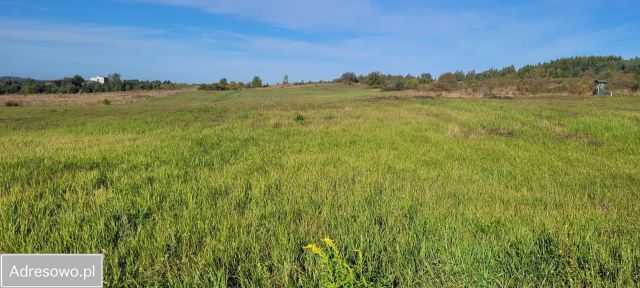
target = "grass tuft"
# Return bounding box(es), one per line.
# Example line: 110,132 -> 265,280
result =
5,100 -> 19,106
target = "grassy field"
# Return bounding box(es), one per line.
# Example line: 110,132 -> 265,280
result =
1,86 -> 639,287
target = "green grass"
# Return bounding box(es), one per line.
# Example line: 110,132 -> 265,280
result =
1,86 -> 639,287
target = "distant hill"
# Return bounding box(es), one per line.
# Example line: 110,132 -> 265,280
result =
0,76 -> 38,82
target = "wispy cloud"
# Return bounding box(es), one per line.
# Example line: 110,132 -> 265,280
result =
1,0 -> 638,82
128,0 -> 638,67
128,0 -> 381,33
0,18 -> 382,82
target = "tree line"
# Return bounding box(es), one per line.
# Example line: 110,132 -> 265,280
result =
4,56 -> 639,96
197,76 -> 266,91
0,73 -> 186,95
199,56 -> 640,96
335,56 -> 640,95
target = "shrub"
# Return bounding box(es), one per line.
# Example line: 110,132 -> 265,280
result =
102,99 -> 111,105
365,72 -> 386,89
434,72 -> 457,91
631,74 -> 640,93
482,88 -> 496,98
567,79 -> 592,95
338,72 -> 359,86
381,78 -> 406,91
5,100 -> 19,107
303,237 -> 371,287
198,81 -> 239,91
293,113 -> 304,123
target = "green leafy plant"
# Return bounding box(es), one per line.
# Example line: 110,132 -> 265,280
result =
293,113 -> 305,123
303,237 -> 371,287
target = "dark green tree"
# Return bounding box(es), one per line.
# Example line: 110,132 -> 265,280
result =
453,71 -> 466,81
339,72 -> 358,85
251,76 -> 263,88
71,75 -> 85,87
108,73 -> 122,91
419,73 -> 433,83
435,72 -> 457,91
384,78 -> 405,91
465,70 -> 477,81
365,71 -> 385,88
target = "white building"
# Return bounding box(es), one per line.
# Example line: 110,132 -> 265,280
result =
89,76 -> 108,84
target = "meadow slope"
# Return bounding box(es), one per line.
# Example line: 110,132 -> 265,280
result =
1,86 -> 639,286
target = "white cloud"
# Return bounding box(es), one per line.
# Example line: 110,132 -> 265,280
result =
1,0 -> 637,83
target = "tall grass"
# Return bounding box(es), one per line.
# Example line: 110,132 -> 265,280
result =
1,86 -> 639,286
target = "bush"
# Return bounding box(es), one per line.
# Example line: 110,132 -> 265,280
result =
198,79 -> 239,91
434,72 -> 458,91
198,84 -> 226,91
5,100 -> 19,107
338,72 -> 359,86
631,74 -> 640,93
365,72 -> 386,89
101,99 -> 111,105
293,113 -> 305,123
382,78 -> 405,91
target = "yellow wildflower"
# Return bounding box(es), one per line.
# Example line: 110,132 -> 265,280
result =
303,243 -> 324,257
321,237 -> 339,254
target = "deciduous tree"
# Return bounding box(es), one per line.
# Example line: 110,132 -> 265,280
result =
251,76 -> 263,88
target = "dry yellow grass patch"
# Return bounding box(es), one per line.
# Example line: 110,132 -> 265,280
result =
0,90 -> 181,106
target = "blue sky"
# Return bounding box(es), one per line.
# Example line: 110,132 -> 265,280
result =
0,0 -> 638,83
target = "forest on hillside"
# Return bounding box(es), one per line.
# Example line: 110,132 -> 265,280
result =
338,56 -> 640,96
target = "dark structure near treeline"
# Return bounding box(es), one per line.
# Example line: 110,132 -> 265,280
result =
593,80 -> 611,96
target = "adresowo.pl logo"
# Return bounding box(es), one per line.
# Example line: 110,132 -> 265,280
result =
1,254 -> 103,288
